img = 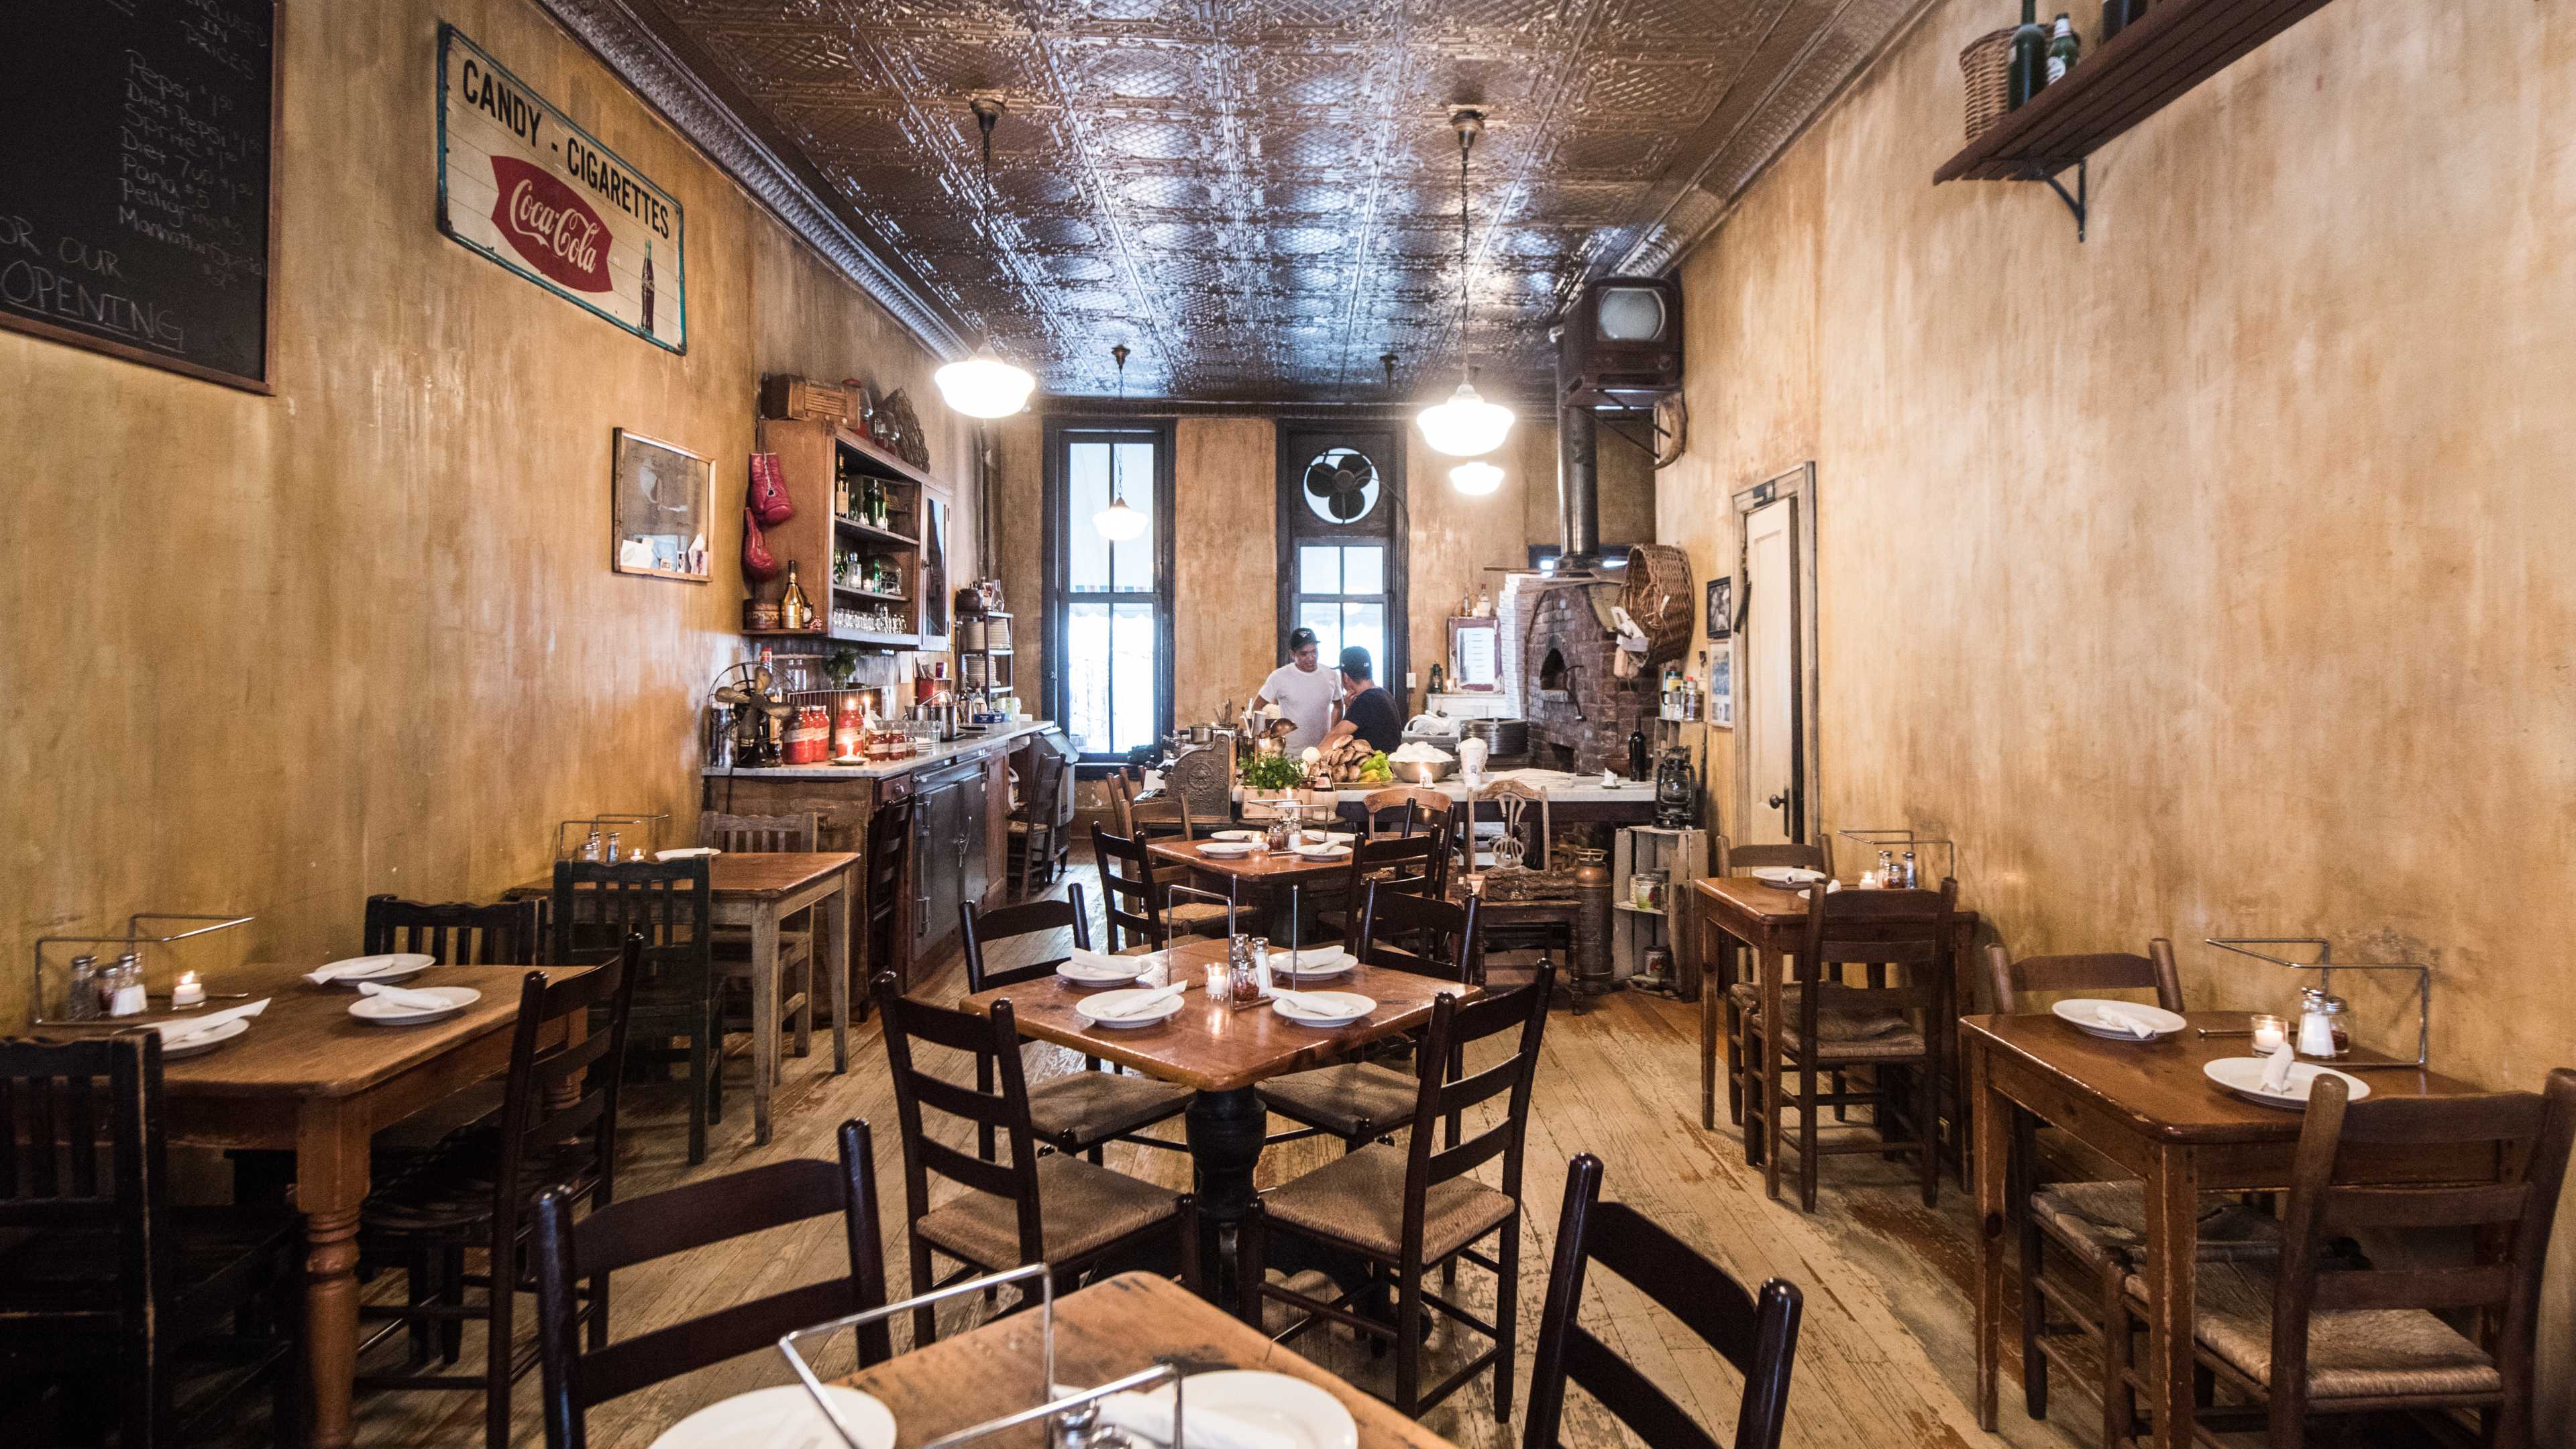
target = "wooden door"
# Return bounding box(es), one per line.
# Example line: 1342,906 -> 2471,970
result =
1741,495 -> 1802,845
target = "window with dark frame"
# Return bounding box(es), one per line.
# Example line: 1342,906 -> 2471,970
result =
1046,421 -> 1174,765
1276,424 -> 1407,694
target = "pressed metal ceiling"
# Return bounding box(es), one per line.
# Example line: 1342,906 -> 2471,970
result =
610,0 -> 1922,402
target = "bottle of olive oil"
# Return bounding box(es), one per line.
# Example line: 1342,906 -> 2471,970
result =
2008,0 -> 2047,108
2046,13 -> 2082,85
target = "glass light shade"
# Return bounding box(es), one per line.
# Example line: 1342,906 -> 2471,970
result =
1449,460 -> 1504,495
1415,380 -> 1515,458
932,345 -> 1036,419
1093,496 -> 1148,541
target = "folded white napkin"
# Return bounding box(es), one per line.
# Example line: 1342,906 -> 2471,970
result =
305,958 -> 402,986
655,847 -> 720,861
2094,1004 -> 2159,1040
359,981 -> 455,1013
1095,983 -> 1187,1019
2257,1040 -> 2299,1093
1268,945 -> 1344,971
148,998 -> 270,1046
1272,988 -> 1351,1016
1065,948 -> 1146,977
1057,1387 -> 1297,1449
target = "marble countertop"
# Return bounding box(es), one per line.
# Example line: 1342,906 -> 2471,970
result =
704,719 -> 1056,780
1234,768 -> 1652,804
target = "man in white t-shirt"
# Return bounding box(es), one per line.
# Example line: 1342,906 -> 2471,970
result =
1252,627 -> 1341,753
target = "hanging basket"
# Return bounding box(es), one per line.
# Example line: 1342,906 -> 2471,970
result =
1962,29 -> 2015,145
1619,544 -> 1695,670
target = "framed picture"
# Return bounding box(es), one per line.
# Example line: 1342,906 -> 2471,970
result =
610,430 -> 712,581
1706,578 -> 1733,639
1709,649 -> 1734,729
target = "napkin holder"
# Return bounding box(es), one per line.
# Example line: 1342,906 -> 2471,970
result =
2205,935 -> 2432,1069
28,910 -> 255,1026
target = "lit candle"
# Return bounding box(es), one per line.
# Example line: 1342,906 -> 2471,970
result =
171,971 -> 206,1008
2250,1014 -> 2288,1055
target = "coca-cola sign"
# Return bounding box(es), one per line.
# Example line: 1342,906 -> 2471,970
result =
437,27 -> 685,351
489,156 -> 610,292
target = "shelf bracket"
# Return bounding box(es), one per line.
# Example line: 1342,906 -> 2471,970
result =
2019,158 -> 2088,242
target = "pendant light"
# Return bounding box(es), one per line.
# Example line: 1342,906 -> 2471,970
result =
934,98 -> 1038,419
1418,107 -> 1515,462
1449,460 -> 1504,495
1093,344 -> 1147,542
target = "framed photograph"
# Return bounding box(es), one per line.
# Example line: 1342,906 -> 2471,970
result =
610,430 -> 711,581
1706,578 -> 1733,639
1709,649 -> 1734,729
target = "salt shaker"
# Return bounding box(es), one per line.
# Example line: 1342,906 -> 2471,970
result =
106,953 -> 148,1018
2295,987 -> 2349,1058
66,954 -> 99,1022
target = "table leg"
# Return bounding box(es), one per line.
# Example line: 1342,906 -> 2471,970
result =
752,906 -> 780,1144
2143,1146 -> 2201,1449
1184,1087 -> 1266,1298
1700,968 -> 1719,1130
294,1106 -> 367,1449
1972,1041 -> 2009,1433
824,867 -> 853,1072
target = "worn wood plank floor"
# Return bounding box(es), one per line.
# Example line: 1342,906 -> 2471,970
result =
270,859 -> 2086,1449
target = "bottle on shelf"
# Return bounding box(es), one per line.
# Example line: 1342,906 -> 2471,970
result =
780,561 -> 814,631
2045,13 -> 2080,85
2008,0 -> 2047,108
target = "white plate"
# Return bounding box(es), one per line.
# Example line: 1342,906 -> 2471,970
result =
648,1385 -> 896,1449
1075,989 -> 1186,1028
160,1017 -> 252,1059
1289,843 -> 1352,859
1267,949 -> 1355,978
347,986 -> 482,1027
1135,1371 -> 1358,1449
2053,998 -> 2188,1041
655,847 -> 722,861
1057,958 -> 1147,987
1748,866 -> 1826,888
2202,1056 -> 2373,1110
315,953 -> 435,986
1197,841 -> 1258,858
1272,991 -> 1375,1027
1211,830 -> 1265,842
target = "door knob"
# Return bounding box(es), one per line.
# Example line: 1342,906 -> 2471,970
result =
1766,793 -> 1787,810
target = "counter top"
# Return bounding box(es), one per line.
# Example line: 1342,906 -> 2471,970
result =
704,719 -> 1056,780
1236,767 -> 1653,805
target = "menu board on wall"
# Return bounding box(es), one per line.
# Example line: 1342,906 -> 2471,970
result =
0,0 -> 280,392
437,25 -> 685,353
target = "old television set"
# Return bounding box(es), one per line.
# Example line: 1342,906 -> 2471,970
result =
1558,275 -> 1684,405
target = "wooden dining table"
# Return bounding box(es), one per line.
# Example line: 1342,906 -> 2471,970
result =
957,935 -> 1476,1293
500,850 -> 857,1144
834,1271 -> 1458,1449
152,958 -> 589,1449
1148,837 -> 1352,944
1966,1010 -> 2487,1449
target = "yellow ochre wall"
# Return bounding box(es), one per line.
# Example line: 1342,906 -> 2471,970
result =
1658,1 -> 2576,1426
0,0 -> 977,1021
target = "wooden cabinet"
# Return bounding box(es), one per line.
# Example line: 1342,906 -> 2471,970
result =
751,386 -> 951,651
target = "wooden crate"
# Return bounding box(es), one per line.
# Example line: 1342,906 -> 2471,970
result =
1611,826 -> 1708,998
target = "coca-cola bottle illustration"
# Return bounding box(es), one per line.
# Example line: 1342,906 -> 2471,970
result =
641,240 -> 656,333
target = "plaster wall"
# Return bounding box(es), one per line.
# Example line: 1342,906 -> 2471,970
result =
0,0 -> 976,1022
1657,0 -> 2576,1426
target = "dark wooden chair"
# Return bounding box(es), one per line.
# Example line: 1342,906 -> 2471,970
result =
873,972 -> 1198,1346
699,811 -> 820,1064
1106,800 -> 1232,938
1319,830 -> 1448,947
1090,824 -> 1172,953
1739,878 -> 1956,1212
1006,741 -> 1071,898
1257,886 -> 1485,1153
863,794 -> 912,1007
1525,1152 -> 1803,1449
1713,840 -> 1833,1128
961,886 -> 1189,1164
551,858 -> 720,1164
364,895 -> 543,965
354,938 -> 641,1449
529,1119 -> 893,1449
0,1032 -> 304,1449
2109,1069 -> 2576,1449
1242,959 -> 1554,1419
1982,942 -> 2282,1440
1359,786 -> 1454,843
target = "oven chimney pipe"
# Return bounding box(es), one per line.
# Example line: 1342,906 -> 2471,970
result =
1552,324 -> 1600,570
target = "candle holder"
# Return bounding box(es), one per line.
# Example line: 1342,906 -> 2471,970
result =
2205,936 -> 2432,1069
29,910 -> 255,1026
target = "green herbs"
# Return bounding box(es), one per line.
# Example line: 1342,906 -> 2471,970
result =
1242,755 -> 1306,790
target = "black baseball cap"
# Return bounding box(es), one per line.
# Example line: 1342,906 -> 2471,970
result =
1338,645 -> 1373,680
1288,627 -> 1320,650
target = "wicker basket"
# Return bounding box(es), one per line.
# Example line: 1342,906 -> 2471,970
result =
1619,544 -> 1696,671
1962,28 -> 2015,144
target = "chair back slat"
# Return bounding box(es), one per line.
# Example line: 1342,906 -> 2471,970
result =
1792,879 -> 1955,1046
365,894 -> 543,965
486,943 -> 643,1271
2324,1182 -> 2531,1230
532,1120 -> 890,1449
0,1034 -> 166,1352
1525,1155 -> 1803,1449
1355,883 -> 1480,982
551,859 -> 711,962
872,973 -> 1046,1256
1401,963 -> 1554,1230
1016,745 -> 1069,827
1717,839 -> 1831,877
699,811 -> 818,854
963,885 -> 1093,992
1983,941 -> 2182,1014
1090,826 -> 1169,952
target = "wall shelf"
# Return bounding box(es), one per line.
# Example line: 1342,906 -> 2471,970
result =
834,585 -> 910,603
1935,0 -> 2343,231
835,515 -> 919,549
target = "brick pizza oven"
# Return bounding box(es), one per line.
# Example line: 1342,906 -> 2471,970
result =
1503,575 -> 1652,775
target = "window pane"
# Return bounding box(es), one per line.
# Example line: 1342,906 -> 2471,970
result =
1298,545 -> 1340,595
1342,602 -> 1385,680
1299,602 -> 1341,662
1111,602 -> 1157,753
1110,441 -> 1155,594
1067,443 -> 1110,592
1341,545 -> 1384,596
1067,601 -> 1112,751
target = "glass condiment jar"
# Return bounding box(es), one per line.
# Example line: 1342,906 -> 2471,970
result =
1226,935 -> 1266,1004
2296,987 -> 2351,1059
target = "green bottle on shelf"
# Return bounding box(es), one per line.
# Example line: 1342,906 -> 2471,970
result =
2046,13 -> 2082,85
2008,0 -> 2047,109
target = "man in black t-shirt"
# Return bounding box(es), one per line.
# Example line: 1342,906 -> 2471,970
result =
1322,645 -> 1403,754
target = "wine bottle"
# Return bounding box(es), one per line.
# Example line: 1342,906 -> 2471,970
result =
2008,0 -> 2047,108
2046,13 -> 2080,85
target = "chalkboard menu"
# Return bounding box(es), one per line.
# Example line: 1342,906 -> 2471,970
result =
0,0 -> 280,392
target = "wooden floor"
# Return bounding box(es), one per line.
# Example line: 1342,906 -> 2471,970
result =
271,859 -> 2091,1449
